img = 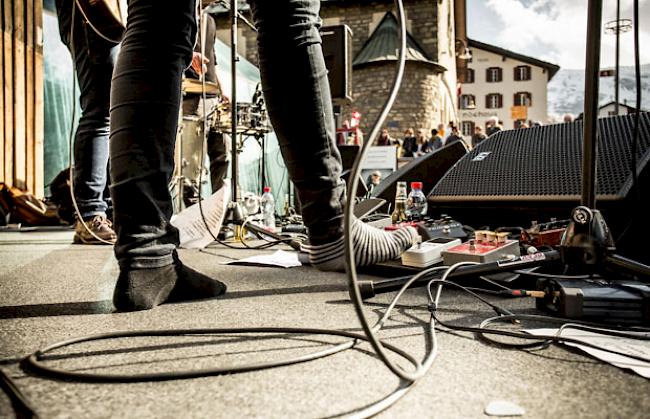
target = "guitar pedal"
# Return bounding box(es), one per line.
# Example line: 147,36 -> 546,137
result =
416,215 -> 467,241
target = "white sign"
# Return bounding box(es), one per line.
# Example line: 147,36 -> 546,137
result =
361,146 -> 398,170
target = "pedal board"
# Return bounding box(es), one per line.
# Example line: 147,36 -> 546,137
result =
442,237 -> 521,265
401,238 -> 461,268
416,215 -> 467,241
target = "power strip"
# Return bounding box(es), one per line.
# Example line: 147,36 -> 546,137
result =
402,238 -> 461,268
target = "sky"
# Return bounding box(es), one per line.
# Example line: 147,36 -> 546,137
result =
467,0 -> 650,69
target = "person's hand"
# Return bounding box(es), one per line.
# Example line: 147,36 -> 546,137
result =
191,52 -> 209,75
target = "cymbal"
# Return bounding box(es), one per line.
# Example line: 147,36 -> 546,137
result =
182,78 -> 220,95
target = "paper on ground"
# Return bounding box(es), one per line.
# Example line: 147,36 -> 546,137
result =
222,249 -> 302,268
171,182 -> 229,249
526,327 -> 650,379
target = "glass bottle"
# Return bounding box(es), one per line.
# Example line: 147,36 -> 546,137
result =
391,181 -> 408,224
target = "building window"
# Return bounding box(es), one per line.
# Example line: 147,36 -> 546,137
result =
514,65 -> 532,81
486,67 -> 502,83
465,68 -> 475,83
514,91 -> 532,107
460,94 -> 476,109
486,93 -> 503,109
461,121 -> 475,137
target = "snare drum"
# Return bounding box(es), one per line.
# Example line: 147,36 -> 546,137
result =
175,115 -> 208,185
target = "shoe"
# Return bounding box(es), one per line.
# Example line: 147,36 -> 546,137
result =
73,215 -> 117,245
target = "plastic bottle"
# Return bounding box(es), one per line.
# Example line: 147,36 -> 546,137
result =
406,181 -> 428,220
260,186 -> 276,231
391,181 -> 408,224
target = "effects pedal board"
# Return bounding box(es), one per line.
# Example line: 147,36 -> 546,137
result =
401,238 -> 462,268
416,215 -> 468,241
442,230 -> 521,264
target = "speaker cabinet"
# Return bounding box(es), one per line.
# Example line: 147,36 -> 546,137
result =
428,113 -> 650,259
370,140 -> 468,208
320,25 -> 352,101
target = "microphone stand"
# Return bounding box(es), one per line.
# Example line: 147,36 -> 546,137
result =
221,0 -> 300,250
358,0 -> 649,300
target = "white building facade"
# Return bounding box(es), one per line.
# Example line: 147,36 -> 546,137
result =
458,39 -> 559,136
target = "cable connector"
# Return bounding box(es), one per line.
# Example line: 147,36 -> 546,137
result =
427,302 -> 438,313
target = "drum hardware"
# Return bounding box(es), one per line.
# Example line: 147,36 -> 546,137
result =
181,78 -> 221,95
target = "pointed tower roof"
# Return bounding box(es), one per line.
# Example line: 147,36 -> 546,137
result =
352,12 -> 445,72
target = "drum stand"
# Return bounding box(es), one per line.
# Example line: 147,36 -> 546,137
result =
221,0 -> 300,249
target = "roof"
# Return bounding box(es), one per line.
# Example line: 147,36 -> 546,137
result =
599,101 -> 645,111
352,12 -> 446,72
467,38 -> 560,81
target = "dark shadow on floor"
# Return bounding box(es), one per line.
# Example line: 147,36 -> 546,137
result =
0,300 -> 114,319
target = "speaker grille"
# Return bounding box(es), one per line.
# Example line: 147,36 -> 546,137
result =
430,112 -> 650,201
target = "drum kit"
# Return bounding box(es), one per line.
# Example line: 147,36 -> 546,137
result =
170,78 -> 272,213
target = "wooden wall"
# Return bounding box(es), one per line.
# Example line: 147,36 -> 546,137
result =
2,0 -> 44,197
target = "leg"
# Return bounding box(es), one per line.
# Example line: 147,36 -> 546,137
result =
206,128 -> 228,193
110,0 -> 225,310
55,0 -> 116,243
247,0 -> 418,271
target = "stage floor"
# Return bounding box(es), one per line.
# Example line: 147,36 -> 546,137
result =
1,229 -> 648,418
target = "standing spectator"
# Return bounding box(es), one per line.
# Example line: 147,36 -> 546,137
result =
429,128 -> 443,151
563,113 -> 575,123
486,116 -> 502,136
437,123 -> 446,143
401,128 -> 417,157
414,129 -> 431,157
365,170 -> 382,196
375,128 -> 396,146
471,126 -> 487,148
445,126 -> 464,146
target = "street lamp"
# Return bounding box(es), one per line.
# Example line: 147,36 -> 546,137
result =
604,0 -> 632,115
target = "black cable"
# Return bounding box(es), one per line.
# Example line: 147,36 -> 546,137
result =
0,368 -> 39,418
26,2 -> 425,416
427,280 -> 650,361
25,327 -> 418,383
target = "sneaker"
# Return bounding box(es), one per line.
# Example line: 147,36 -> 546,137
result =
73,215 -> 117,245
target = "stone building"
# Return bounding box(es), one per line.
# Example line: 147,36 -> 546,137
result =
208,0 -> 459,141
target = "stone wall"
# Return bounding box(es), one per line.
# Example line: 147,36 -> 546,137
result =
211,0 -> 443,142
346,61 -> 442,140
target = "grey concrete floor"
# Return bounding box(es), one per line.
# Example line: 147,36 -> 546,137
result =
1,229 -> 649,419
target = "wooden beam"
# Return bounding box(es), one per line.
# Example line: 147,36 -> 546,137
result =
3,0 -> 14,186
0,2 -> 4,181
26,0 -> 35,193
12,0 -> 26,190
34,0 -> 44,197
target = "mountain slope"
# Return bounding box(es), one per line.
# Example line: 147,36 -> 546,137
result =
548,64 -> 650,118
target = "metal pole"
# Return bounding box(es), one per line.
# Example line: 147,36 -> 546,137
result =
615,0 -> 620,115
582,0 -> 603,209
230,0 -> 239,203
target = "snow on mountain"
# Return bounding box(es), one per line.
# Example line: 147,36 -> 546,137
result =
547,64 -> 650,119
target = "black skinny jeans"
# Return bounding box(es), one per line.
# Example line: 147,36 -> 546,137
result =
110,0 -> 345,269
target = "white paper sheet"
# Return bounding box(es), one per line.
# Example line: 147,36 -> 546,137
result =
525,327 -> 650,379
171,183 -> 229,249
222,249 -> 302,268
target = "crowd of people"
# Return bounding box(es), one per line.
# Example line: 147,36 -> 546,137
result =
372,122 -> 467,158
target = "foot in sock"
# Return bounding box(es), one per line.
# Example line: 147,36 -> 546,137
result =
113,258 -> 227,311
301,218 -> 419,272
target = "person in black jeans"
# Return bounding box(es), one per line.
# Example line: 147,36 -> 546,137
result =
182,11 -> 229,196
110,0 -> 418,311
55,0 -> 117,244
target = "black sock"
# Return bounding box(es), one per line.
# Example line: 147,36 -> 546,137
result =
113,259 -> 227,311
